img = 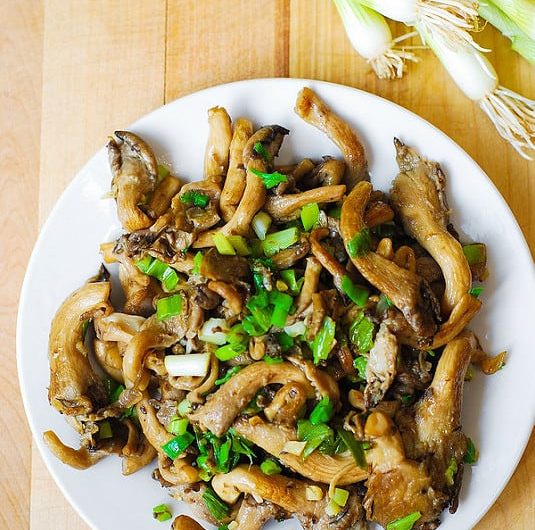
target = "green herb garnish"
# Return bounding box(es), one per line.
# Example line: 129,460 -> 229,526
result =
347,227 -> 372,257
180,190 -> 209,208
250,168 -> 288,189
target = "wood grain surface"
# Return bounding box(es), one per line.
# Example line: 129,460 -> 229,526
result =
1,1 -> 533,529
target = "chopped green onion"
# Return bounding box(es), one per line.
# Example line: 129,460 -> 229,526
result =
246,305 -> 273,334
376,293 -> 393,314
156,293 -> 183,321
152,503 -> 172,523
164,352 -> 211,377
464,437 -> 479,464
301,202 -> 320,231
215,366 -> 243,386
444,458 -> 458,486
242,315 -> 269,337
284,320 -> 307,338
275,332 -> 294,352
193,251 -> 204,276
196,453 -> 216,482
136,256 -> 179,292
202,487 -> 230,521
269,290 -> 293,328
161,432 -> 195,459
167,417 -> 189,436
199,318 -> 229,345
157,164 -> 170,179
331,487 -> 349,507
462,243 -> 487,265
310,397 -> 334,425
310,317 -> 336,364
81,319 -> 90,339
249,238 -> 264,257
228,428 -> 256,461
260,458 -> 282,475
212,233 -> 236,255
427,349 -> 437,358
280,269 -> 304,295
336,428 -> 367,469
247,290 -> 269,310
110,383 -> 125,403
297,420 -> 335,458
215,342 -> 247,361
264,355 -> 284,364
180,190 -> 209,208
177,399 -> 192,416
401,393 -> 412,405
252,211 -> 272,240
253,141 -> 272,162
250,168 -> 288,190
469,286 -> 483,298
386,511 -> 422,530
347,228 -> 372,258
341,275 -> 369,307
262,227 -> 300,257
349,312 -> 375,353
98,421 -> 113,439
226,323 -> 249,346
327,205 -> 341,219
353,355 -> 368,381
227,235 -> 251,256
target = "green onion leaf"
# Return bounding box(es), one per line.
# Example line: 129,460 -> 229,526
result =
251,168 -> 288,190
297,420 -> 335,459
227,235 -> 251,256
136,256 -> 179,291
215,366 -> 243,386
376,293 -> 393,314
202,487 -> 230,521
341,275 -> 369,307
353,355 -> 368,381
81,319 -> 90,339
262,227 -> 300,257
301,202 -> 320,231
275,332 -> 294,352
180,190 -> 209,208
167,417 -> 189,436
347,228 -> 372,257
310,396 -> 334,425
193,251 -> 203,275
177,398 -> 192,416
469,286 -> 483,298
444,458 -> 458,486
253,141 -> 272,162
260,458 -> 282,475
161,267 -> 179,292
336,428 -> 367,469
156,293 -> 183,321
310,317 -> 336,364
269,290 -> 293,328
427,349 -> 437,358
349,313 -> 375,353
98,421 -> 113,439
110,383 -> 125,403
247,290 -> 269,311
215,342 -> 247,361
264,355 -> 283,364
212,233 -> 236,255
242,315 -> 269,337
279,269 -> 304,295
226,323 -> 249,346
228,428 -> 256,462
152,503 -> 172,523
464,437 -> 479,464
327,205 -> 342,219
161,432 -> 194,459
386,512 -> 422,530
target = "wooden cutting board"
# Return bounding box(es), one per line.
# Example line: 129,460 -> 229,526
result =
1,1 -> 533,529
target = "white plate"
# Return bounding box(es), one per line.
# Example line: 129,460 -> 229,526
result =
17,78 -> 535,530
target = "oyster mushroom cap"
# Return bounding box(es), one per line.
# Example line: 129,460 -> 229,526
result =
295,87 -> 368,190
341,181 -> 439,339
48,281 -> 112,416
391,139 -> 471,316
107,131 -> 158,232
232,416 -> 367,485
212,465 -> 367,530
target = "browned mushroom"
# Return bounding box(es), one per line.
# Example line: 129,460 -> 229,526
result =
172,515 -> 206,530
94,339 -> 124,383
295,257 -> 322,314
189,361 -> 316,436
232,416 -> 367,485
204,106 -> 232,184
391,140 -> 472,315
207,280 -> 243,315
213,465 -> 366,529
271,237 -> 311,270
121,432 -> 157,476
234,496 -> 287,530
363,412 -> 447,528
199,248 -> 250,283
220,117 -> 253,222
263,382 -> 308,426
48,281 -> 112,416
310,228 -> 346,291
304,156 -> 346,188
341,181 -> 439,339
295,87 -> 368,189
107,131 -> 158,232
264,185 -> 346,222
148,174 -> 182,218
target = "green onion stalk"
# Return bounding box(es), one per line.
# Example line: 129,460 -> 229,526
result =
333,0 -> 419,79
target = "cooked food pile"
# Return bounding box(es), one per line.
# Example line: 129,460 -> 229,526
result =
44,87 -> 505,530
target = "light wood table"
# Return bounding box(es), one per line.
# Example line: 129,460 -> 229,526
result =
2,1 -> 533,529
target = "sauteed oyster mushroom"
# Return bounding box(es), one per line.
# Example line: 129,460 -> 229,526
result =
44,88 -> 503,530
